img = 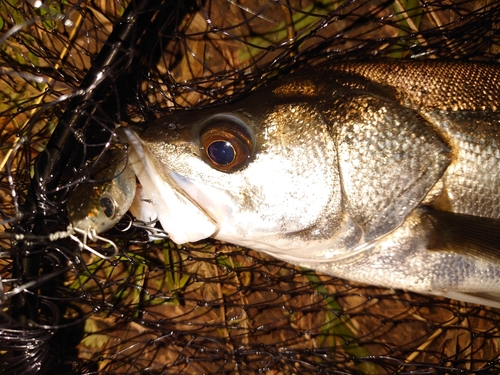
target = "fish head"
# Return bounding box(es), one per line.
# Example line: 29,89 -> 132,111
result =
124,78 -> 349,259
123,73 -> 450,262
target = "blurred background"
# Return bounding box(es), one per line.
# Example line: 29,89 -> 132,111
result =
0,1 -> 500,374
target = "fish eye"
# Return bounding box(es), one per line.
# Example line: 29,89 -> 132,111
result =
200,116 -> 252,172
100,196 -> 116,219
207,141 -> 235,165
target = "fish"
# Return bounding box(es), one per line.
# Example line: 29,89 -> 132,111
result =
67,146 -> 137,235
121,60 -> 500,308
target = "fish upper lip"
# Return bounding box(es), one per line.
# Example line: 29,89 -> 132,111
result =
169,171 -> 216,216
168,171 -> 232,235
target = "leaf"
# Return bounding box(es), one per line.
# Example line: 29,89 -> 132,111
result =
81,317 -> 110,349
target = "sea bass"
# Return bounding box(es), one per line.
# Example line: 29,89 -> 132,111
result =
122,60 -> 500,308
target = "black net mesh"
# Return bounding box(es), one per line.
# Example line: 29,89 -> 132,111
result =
1,0 -> 500,374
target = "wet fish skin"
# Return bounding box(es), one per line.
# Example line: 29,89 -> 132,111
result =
323,61 -> 500,219
124,60 -> 500,307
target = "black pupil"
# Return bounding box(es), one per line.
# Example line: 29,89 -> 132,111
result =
208,141 -> 235,165
100,197 -> 115,218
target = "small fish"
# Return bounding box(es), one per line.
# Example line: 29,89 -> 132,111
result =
122,60 -> 500,308
67,146 -> 137,236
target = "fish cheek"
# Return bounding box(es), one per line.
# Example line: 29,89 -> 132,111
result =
224,104 -> 345,241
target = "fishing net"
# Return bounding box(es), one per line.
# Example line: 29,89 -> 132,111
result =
1,0 -> 500,374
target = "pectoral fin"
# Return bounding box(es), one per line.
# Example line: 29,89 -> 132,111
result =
424,207 -> 500,264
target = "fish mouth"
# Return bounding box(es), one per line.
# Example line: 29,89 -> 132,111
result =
120,127 -> 218,244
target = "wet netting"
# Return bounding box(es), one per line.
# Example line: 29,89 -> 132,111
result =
1,0 -> 500,374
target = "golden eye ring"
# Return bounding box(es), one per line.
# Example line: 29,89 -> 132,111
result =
200,117 -> 252,172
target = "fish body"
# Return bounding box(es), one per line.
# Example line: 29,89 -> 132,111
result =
123,60 -> 500,307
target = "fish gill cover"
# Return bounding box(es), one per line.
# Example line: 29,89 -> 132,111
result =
0,0 -> 499,374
